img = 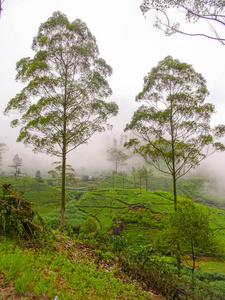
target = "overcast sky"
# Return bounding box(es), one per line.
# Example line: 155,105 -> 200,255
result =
0,0 -> 225,176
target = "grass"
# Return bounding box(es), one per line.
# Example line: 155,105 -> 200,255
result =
0,237 -> 153,300
2,174 -> 225,298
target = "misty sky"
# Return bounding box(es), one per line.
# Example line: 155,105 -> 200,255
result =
0,0 -> 225,177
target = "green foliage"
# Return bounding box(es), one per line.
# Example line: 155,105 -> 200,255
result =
0,175 -> 62,215
35,170 -> 44,183
121,211 -> 140,223
0,184 -> 49,240
45,199 -> 89,233
4,11 -> 119,231
79,217 -> 98,239
0,237 -> 153,299
107,235 -> 128,252
153,198 -> 224,276
125,56 -> 225,210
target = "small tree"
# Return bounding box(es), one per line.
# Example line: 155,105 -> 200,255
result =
131,166 -> 137,189
4,11 -> 118,231
79,217 -> 98,239
9,154 -> 22,177
136,166 -> 152,191
154,199 -> 223,278
0,143 -> 8,171
141,0 -> 225,45
107,138 -> 129,173
125,56 -> 225,211
35,170 -> 44,183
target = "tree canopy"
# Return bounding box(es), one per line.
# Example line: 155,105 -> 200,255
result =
141,0 -> 225,44
4,11 -> 118,230
125,56 -> 225,210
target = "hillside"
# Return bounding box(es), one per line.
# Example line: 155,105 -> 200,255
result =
1,174 -> 225,299
0,235 -> 162,300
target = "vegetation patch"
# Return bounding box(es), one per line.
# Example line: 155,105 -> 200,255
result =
0,237 -> 154,299
0,184 -> 48,240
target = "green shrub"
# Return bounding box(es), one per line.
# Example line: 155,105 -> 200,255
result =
79,217 -> 98,239
0,184 -> 49,240
107,235 -> 128,252
121,211 -> 140,223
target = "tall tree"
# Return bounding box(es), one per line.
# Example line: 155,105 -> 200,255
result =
125,56 -> 225,211
141,0 -> 225,44
4,11 -> 118,231
107,138 -> 129,173
10,154 -> 22,177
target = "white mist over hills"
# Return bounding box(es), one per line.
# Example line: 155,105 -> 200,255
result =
1,0 -> 225,184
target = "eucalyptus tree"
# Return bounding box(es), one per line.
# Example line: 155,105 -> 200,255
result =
125,56 -> 225,211
4,11 -> 119,231
141,0 -> 225,45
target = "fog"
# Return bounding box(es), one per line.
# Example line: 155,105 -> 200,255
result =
1,0 -> 225,189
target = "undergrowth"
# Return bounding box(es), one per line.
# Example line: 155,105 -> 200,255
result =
0,237 -> 154,300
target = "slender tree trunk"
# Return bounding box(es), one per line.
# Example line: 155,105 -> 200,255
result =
176,243 -> 181,275
170,99 -> 177,212
191,238 -> 196,281
60,98 -> 67,232
172,172 -> 177,211
60,145 -> 66,232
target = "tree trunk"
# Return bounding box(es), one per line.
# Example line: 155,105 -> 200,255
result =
60,103 -> 67,232
191,238 -> 196,282
60,151 -> 66,232
172,172 -> 177,211
170,101 -> 177,212
176,243 -> 181,275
